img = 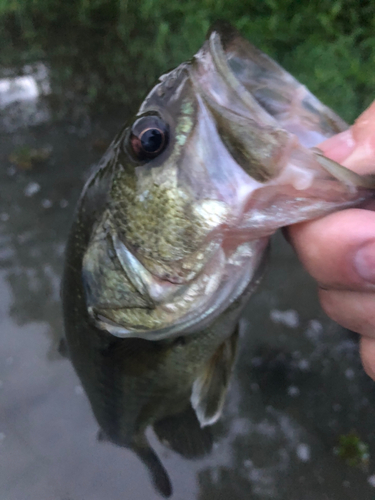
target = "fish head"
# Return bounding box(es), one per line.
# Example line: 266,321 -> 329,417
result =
82,23 -> 371,340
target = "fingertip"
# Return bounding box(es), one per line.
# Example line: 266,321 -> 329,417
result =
318,129 -> 355,164
288,209 -> 375,290
360,336 -> 375,381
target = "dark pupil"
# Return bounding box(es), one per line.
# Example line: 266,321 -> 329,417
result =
141,129 -> 163,153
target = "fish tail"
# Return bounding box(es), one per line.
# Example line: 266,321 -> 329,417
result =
134,438 -> 172,498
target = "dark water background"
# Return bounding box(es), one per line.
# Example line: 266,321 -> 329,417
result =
1,27 -> 375,499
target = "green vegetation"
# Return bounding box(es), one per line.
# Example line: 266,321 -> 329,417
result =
0,0 -> 374,121
334,432 -> 370,468
8,145 -> 52,170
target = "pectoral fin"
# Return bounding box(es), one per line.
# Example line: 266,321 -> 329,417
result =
191,327 -> 239,427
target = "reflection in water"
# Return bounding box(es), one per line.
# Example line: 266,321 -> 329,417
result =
0,74 -> 40,106
0,63 -> 51,132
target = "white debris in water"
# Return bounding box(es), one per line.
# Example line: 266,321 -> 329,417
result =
231,417 -> 251,436
368,475 -> 375,487
345,368 -> 355,380
74,385 -> 84,396
256,421 -> 277,438
0,245 -> 13,260
17,232 -> 33,245
251,356 -> 262,367
55,243 -> 66,257
0,213 -> 9,222
244,459 -> 253,468
0,75 -> 38,107
296,443 -> 310,462
24,182 -> 41,197
305,319 -> 323,342
7,166 -> 16,176
287,386 -> 300,397
298,359 -> 310,371
209,467 -> 220,484
270,309 -> 299,328
0,63 -> 51,132
245,463 -> 278,497
59,199 -> 69,208
41,198 -> 52,208
362,397 -> 369,407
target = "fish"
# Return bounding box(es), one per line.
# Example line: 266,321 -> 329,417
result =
61,22 -> 375,497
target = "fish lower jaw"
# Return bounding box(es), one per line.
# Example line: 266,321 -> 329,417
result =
90,238 -> 269,340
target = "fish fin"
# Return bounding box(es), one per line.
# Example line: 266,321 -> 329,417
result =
312,148 -> 375,189
153,404 -> 213,459
134,436 -> 172,498
191,327 -> 239,427
57,337 -> 69,358
98,427 -> 172,497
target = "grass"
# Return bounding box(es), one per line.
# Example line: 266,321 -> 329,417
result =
0,0 -> 374,121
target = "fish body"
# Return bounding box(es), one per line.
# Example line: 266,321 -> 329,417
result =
62,23 -> 374,497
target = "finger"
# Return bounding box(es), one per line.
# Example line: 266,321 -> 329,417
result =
319,288 -> 375,337
360,336 -> 375,381
289,209 -> 375,291
318,129 -> 355,164
344,100 -> 375,173
320,100 -> 375,174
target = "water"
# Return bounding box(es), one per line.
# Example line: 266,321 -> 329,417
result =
1,66 -> 375,500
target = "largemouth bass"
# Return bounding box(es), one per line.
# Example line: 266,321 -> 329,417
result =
62,23 -> 375,497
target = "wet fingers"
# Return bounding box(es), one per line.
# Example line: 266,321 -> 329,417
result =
289,209 -> 375,292
319,289 -> 375,338
360,336 -> 375,381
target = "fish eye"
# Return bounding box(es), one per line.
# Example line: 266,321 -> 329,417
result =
129,115 -> 169,161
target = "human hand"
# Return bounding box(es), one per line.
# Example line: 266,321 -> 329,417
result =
288,101 -> 375,379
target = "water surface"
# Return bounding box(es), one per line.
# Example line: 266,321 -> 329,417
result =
1,68 -> 375,500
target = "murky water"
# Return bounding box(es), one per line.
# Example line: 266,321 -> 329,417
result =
1,66 -> 375,500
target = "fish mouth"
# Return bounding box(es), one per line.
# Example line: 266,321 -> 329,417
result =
88,233 -> 269,340
84,25 -> 361,341
187,23 -> 358,230
201,22 -> 347,144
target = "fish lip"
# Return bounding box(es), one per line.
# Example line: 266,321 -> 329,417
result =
90,237 -> 269,341
205,23 -> 348,141
113,230 -> 223,288
111,231 -> 188,302
122,238 -> 224,286
191,24 -> 270,119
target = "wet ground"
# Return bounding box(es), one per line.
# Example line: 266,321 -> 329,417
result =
2,67 -> 375,500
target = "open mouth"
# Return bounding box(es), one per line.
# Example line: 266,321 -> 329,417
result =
205,23 -> 347,145
84,25 -> 355,341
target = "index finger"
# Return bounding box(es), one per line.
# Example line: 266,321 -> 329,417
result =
288,100 -> 375,290
319,100 -> 375,174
